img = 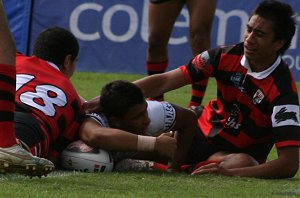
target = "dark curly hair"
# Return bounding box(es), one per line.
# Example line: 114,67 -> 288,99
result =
32,27 -> 79,69
252,0 -> 296,55
100,80 -> 145,118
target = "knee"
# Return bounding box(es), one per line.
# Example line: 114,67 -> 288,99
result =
190,26 -> 211,41
220,153 -> 259,169
189,27 -> 212,54
148,33 -> 168,50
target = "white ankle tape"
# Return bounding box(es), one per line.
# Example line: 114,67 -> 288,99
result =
137,135 -> 156,152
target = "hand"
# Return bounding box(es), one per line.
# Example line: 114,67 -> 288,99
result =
154,133 -> 177,159
191,162 -> 232,176
83,97 -> 101,113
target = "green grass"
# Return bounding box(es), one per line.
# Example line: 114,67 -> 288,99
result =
1,71 -> 299,197
0,171 -> 299,197
71,71 -> 217,106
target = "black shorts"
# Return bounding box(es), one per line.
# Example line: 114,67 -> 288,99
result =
14,111 -> 45,148
185,127 -> 219,164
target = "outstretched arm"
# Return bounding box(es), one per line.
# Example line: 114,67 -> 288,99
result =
168,104 -> 198,171
133,68 -> 187,98
192,146 -> 299,179
84,68 -> 188,114
79,117 -> 177,159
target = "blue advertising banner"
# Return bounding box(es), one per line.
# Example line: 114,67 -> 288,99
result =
3,0 -> 32,54
4,1 -> 300,79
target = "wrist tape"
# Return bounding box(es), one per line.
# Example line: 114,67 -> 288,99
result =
137,135 -> 156,152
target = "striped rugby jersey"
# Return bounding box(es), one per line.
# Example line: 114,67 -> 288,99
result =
180,42 -> 300,162
15,53 -> 84,158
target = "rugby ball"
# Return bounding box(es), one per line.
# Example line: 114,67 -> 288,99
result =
61,140 -> 114,172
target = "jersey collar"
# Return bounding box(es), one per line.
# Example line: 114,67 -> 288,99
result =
47,61 -> 61,71
240,55 -> 281,79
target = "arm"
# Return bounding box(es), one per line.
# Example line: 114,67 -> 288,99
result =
168,104 -> 198,170
79,117 -> 177,159
133,68 -> 187,98
79,95 -> 86,104
0,1 -> 16,65
80,117 -> 140,151
192,146 -> 299,179
84,68 -> 187,114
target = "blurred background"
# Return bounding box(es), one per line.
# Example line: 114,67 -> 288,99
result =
3,0 -> 300,79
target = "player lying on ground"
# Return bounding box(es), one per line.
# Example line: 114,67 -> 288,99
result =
80,80 -> 198,171
82,0 -> 300,179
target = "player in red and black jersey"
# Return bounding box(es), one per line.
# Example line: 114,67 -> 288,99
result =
0,0 -> 54,177
13,27 -> 85,167
133,0 -> 300,178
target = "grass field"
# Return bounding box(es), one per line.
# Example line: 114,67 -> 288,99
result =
1,72 -> 299,198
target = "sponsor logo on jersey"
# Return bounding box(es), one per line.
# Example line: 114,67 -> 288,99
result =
164,103 -> 176,130
253,89 -> 264,105
225,103 -> 242,130
192,51 -> 210,70
272,105 -> 300,127
230,73 -> 246,92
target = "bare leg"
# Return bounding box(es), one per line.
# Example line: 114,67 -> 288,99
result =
146,0 -> 184,100
186,0 -> 217,107
208,151 -> 259,169
0,1 -> 54,177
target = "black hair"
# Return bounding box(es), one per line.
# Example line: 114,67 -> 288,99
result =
32,27 -> 79,68
100,80 -> 145,117
253,0 -> 296,55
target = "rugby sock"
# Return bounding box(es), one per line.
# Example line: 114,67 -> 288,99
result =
0,64 -> 17,147
146,61 -> 168,101
188,78 -> 209,108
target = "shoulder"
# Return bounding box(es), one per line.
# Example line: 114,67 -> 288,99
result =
146,100 -> 176,136
86,112 -> 110,127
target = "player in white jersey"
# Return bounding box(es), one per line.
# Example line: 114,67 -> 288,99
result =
80,80 -> 197,171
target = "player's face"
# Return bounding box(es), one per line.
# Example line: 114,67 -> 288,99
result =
117,101 -> 150,135
243,15 -> 284,72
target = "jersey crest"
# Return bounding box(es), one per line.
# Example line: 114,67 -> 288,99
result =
253,89 -> 265,105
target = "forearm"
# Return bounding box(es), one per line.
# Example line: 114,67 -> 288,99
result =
169,107 -> 198,169
133,73 -> 167,98
82,128 -> 139,151
229,158 -> 299,179
80,124 -> 157,153
133,68 -> 187,98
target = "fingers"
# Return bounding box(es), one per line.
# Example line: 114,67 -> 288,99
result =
82,100 -> 101,114
191,162 -> 219,175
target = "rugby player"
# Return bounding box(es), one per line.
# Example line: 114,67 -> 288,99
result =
134,0 -> 300,178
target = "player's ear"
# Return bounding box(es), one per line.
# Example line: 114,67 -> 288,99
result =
62,54 -> 74,77
63,54 -> 72,68
274,39 -> 286,54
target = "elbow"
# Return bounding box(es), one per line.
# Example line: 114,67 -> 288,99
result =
276,161 -> 299,179
284,163 -> 299,178
80,129 -> 101,148
80,129 -> 115,150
